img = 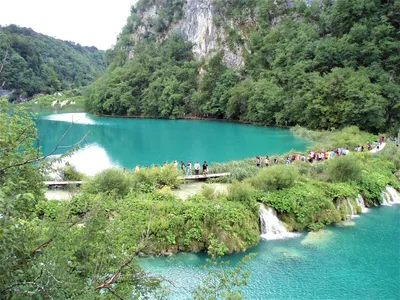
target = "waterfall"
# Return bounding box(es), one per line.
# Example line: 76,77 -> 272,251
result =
345,198 -> 356,220
259,204 -> 297,240
382,186 -> 400,205
386,186 -> 400,204
381,191 -> 392,206
355,194 -> 368,213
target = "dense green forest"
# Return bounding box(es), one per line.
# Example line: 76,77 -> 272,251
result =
0,25 -> 106,100
85,0 -> 400,134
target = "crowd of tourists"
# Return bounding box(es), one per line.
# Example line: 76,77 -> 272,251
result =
128,136 -> 398,174
254,137 -> 394,168
130,160 -> 209,176
255,148 -> 350,168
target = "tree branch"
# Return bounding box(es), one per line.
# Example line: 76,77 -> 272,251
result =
0,120 -> 90,173
96,212 -> 154,293
106,287 -> 125,300
0,49 -> 8,74
1,281 -> 53,299
31,214 -> 88,256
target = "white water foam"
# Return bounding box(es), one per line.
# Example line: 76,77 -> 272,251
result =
47,144 -> 118,176
381,191 -> 392,206
355,194 -> 368,213
345,198 -> 357,219
43,113 -> 95,125
259,204 -> 298,240
382,186 -> 400,205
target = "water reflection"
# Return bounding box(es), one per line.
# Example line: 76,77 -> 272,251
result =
64,143 -> 118,176
36,112 -> 311,175
42,112 -> 95,125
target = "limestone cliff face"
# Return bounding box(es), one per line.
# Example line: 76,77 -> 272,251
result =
131,0 -> 246,68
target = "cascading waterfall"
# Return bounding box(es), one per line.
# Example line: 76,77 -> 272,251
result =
381,191 -> 392,206
345,198 -> 356,219
381,186 -> 400,205
355,194 -> 368,213
386,186 -> 400,204
259,204 -> 298,240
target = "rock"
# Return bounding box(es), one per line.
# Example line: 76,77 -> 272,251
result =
129,0 -> 246,67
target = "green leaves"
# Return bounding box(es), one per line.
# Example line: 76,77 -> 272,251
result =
192,254 -> 256,300
0,25 -> 105,99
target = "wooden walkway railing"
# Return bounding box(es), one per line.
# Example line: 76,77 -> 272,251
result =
44,181 -> 84,187
180,172 -> 230,180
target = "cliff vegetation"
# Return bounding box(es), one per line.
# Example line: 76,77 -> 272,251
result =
86,0 -> 400,134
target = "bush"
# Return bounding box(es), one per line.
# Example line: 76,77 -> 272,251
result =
35,200 -> 66,219
358,171 -> 389,205
326,155 -> 362,183
130,165 -> 182,191
156,165 -> 182,188
68,193 -> 95,217
248,165 -> 299,192
261,182 -> 340,230
209,160 -> 260,181
84,168 -> 131,197
63,165 -> 84,181
201,185 -> 216,200
227,181 -> 257,211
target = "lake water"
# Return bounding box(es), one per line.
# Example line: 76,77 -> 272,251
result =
35,112 -> 310,175
140,205 -> 400,299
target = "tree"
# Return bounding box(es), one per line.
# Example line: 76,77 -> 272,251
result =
192,254 -> 255,300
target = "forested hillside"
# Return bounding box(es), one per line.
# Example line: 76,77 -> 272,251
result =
0,25 -> 106,100
85,0 -> 400,133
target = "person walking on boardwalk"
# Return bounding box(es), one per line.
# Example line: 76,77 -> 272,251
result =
265,156 -> 270,167
194,161 -> 200,175
181,161 -> 186,175
202,161 -> 208,176
256,156 -> 260,167
187,161 -> 192,176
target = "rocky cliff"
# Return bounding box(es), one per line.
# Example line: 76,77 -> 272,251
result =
129,0 -> 249,67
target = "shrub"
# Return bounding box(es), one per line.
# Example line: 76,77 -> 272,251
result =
63,165 -> 84,181
261,182 -> 340,230
201,185 -> 216,200
68,193 -> 95,217
130,165 -> 182,191
84,168 -> 131,197
227,181 -> 257,211
209,160 -> 260,181
156,165 -> 182,188
35,200 -> 65,219
326,155 -> 362,183
358,171 -> 389,205
248,165 -> 299,192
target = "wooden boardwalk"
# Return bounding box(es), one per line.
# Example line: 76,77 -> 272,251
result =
44,181 -> 84,187
43,173 -> 230,187
181,172 -> 230,181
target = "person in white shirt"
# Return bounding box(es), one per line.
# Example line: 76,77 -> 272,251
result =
135,164 -> 140,172
194,161 -> 200,175
265,156 -> 270,167
187,161 -> 192,175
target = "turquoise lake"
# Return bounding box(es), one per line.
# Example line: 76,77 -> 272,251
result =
140,205 -> 400,299
35,112 -> 310,175
35,112 -> 400,299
